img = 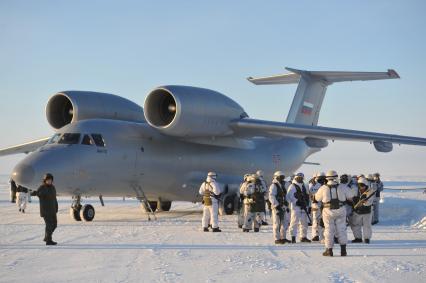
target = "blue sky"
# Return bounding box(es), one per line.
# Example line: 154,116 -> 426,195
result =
0,0 -> 425,178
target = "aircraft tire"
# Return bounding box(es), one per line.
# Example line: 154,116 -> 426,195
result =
160,201 -> 172,211
224,194 -> 236,215
148,201 -> 158,212
70,207 -> 82,221
80,204 -> 95,222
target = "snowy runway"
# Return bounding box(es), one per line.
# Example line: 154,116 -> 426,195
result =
1,183 -> 425,283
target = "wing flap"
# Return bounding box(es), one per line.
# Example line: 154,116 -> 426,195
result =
0,138 -> 50,157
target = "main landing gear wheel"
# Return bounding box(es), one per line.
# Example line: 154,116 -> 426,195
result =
80,204 -> 95,222
223,194 -> 236,215
160,201 -> 172,211
148,201 -> 158,212
70,196 -> 82,221
70,207 -> 82,221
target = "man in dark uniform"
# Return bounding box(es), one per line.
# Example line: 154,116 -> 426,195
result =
31,173 -> 58,245
10,179 -> 17,203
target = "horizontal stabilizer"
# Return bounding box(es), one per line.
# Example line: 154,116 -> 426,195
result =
0,137 -> 50,157
247,68 -> 400,85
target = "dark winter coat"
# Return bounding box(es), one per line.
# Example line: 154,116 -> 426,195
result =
32,184 -> 58,217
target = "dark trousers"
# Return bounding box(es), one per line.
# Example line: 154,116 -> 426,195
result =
43,214 -> 57,241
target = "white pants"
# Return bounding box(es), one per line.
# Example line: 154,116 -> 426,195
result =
323,207 -> 347,248
311,204 -> 323,239
289,206 -> 309,238
372,197 -> 380,223
202,201 -> 219,229
350,212 -> 373,240
16,193 -> 27,211
272,207 -> 286,241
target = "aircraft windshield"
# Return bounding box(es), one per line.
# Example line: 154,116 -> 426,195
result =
47,133 -> 61,144
91,134 -> 106,147
58,133 -> 81,145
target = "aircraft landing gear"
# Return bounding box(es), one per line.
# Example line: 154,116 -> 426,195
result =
70,196 -> 82,221
159,201 -> 172,212
70,196 -> 95,222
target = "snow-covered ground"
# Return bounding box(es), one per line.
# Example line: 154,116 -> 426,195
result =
0,177 -> 425,283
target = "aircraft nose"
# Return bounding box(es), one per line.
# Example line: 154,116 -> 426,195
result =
12,163 -> 36,186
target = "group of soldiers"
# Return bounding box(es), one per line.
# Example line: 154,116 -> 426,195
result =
199,170 -> 383,257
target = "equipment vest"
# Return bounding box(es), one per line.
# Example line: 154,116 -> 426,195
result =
202,182 -> 213,206
276,182 -> 286,207
294,184 -> 309,207
323,185 -> 343,210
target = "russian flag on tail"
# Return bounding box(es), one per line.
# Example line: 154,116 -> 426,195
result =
301,101 -> 314,115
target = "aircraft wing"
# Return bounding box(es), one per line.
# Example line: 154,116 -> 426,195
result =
0,138 -> 50,157
230,118 -> 426,151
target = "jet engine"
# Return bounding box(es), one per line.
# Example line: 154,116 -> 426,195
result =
46,91 -> 145,129
143,85 -> 247,137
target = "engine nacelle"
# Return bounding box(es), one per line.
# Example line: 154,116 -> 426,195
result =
144,85 -> 247,137
46,91 -> 145,129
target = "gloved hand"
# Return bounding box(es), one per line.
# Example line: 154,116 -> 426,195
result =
360,194 -> 367,200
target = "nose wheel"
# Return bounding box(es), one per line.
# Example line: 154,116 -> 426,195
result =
70,196 -> 95,222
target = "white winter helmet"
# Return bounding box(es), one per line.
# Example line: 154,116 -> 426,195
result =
358,177 -> 369,187
366,174 -> 374,181
295,172 -> 304,178
326,170 -> 338,179
317,172 -> 326,177
273,171 -> 284,178
207,172 -> 217,179
256,170 -> 264,177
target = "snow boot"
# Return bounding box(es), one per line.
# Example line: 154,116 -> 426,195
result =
351,238 -> 362,243
291,236 -> 296,243
254,228 -> 260,232
364,239 -> 370,244
261,221 -> 269,226
283,238 -> 291,243
301,237 -> 311,243
322,248 -> 333,257
242,228 -> 250,232
212,227 -> 222,232
340,245 -> 347,256
275,239 -> 285,245
312,236 -> 320,242
203,228 -> 209,232
46,240 -> 57,246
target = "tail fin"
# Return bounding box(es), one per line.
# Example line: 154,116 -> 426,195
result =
248,67 -> 399,126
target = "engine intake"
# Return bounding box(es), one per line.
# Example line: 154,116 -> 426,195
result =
46,91 -> 145,129
144,86 -> 246,137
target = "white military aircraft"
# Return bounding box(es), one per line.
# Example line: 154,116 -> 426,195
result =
1,67 -> 425,221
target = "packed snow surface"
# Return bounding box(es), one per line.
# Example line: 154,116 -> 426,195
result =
0,178 -> 425,283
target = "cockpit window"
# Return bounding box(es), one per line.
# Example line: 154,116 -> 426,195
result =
91,134 -> 106,147
58,133 -> 81,144
48,133 -> 62,144
81,134 -> 94,146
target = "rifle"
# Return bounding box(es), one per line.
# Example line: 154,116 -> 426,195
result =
353,190 -> 376,209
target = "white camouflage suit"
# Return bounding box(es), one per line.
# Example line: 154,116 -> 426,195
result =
237,181 -> 248,227
199,177 -> 221,229
372,180 -> 383,223
16,191 -> 28,211
309,182 -> 323,239
269,179 -> 287,241
257,176 -> 269,222
242,182 -> 259,230
350,187 -> 375,240
287,181 -> 310,239
315,184 -> 352,249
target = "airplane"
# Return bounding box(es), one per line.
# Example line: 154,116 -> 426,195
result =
1,67 -> 426,222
